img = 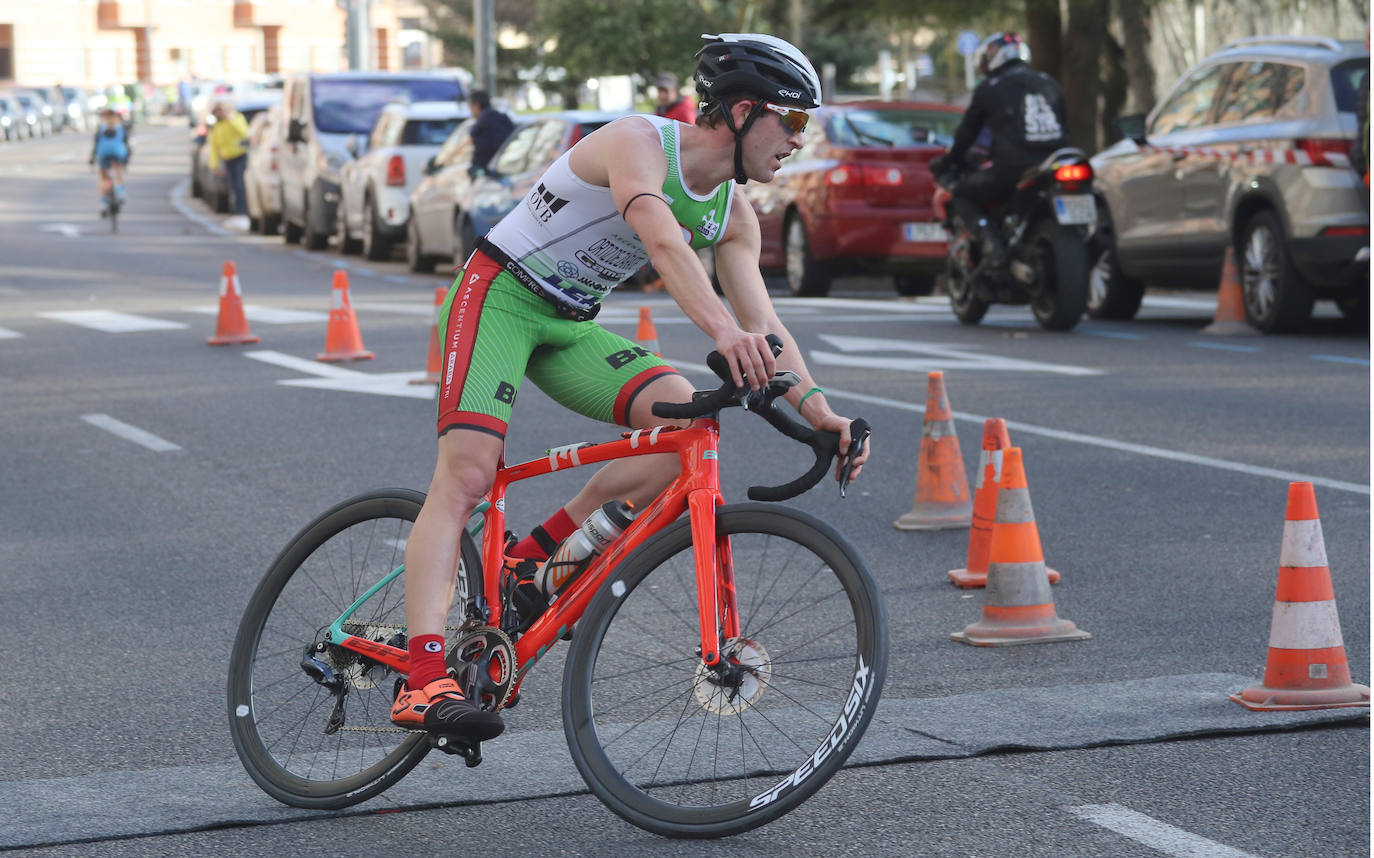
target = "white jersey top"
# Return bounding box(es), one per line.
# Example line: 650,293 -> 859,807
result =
484,114 -> 734,315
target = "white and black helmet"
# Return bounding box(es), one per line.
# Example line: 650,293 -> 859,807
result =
694,33 -> 822,109
975,32 -> 1031,78
694,33 -> 821,183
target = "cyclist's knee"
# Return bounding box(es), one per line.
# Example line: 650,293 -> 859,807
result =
430,431 -> 500,510
627,374 -> 696,430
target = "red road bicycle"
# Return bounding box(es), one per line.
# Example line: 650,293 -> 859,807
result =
227,339 -> 885,838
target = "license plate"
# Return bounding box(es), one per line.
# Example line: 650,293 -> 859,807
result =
903,222 -> 947,243
1053,194 -> 1096,225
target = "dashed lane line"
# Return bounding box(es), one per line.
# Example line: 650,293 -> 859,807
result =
80,414 -> 182,452
1066,804 -> 1263,858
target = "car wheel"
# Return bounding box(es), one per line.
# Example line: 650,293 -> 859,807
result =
783,214 -> 831,297
457,215 -> 477,264
407,217 -> 436,273
259,212 -> 279,237
1086,235 -> 1145,320
336,201 -> 361,255
1335,291 -> 1368,325
892,273 -> 937,297
190,171 -> 202,199
1026,221 -> 1089,332
303,201 -> 328,251
362,197 -> 392,262
1238,211 -> 1314,333
214,188 -> 230,214
283,213 -> 303,244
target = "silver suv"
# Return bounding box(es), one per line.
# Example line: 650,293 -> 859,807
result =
1089,36 -> 1369,332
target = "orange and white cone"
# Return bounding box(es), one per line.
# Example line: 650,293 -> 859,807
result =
1201,246 -> 1251,336
895,371 -> 972,530
1230,482 -> 1370,711
207,261 -> 260,346
948,419 -> 1060,588
410,286 -> 446,385
636,306 -> 661,356
317,270 -> 375,362
951,447 -> 1089,646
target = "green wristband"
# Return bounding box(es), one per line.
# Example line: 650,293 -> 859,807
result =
797,386 -> 824,411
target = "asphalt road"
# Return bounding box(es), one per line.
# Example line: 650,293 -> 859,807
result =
0,124 -> 1368,857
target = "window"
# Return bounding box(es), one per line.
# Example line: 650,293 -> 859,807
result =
402,117 -> 463,146
826,109 -> 961,148
491,124 -> 540,175
525,120 -> 568,170
1330,58 -> 1369,113
433,121 -> 474,167
1150,64 -> 1228,135
310,77 -> 463,135
1213,62 -> 1302,124
368,112 -> 394,150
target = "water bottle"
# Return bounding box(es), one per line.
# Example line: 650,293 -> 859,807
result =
539,500 -> 637,596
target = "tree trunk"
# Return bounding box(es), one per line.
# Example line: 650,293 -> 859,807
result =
1100,31 -> 1128,145
1118,0 -> 1157,114
1062,0 -> 1108,153
1024,0 -> 1062,77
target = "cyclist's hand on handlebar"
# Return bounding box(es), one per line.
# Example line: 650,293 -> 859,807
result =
713,329 -> 775,391
812,411 -> 870,483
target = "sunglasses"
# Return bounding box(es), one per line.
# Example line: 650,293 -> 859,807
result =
755,101 -> 810,134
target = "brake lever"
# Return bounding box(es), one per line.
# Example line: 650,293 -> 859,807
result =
743,370 -> 801,412
838,419 -> 871,499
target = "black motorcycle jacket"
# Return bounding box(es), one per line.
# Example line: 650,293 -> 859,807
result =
947,62 -> 1069,170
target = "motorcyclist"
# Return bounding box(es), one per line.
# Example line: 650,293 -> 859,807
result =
931,32 -> 1069,269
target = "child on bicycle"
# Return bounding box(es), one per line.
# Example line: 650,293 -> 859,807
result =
89,108 -> 131,214
392,33 -> 871,743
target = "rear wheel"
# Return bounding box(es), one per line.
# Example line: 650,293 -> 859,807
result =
456,215 -> 477,264
362,196 -> 393,261
784,214 -> 832,297
407,217 -> 437,273
227,488 -> 482,809
1027,221 -> 1088,331
563,504 -> 887,838
1239,211 -> 1315,333
336,201 -> 362,255
283,208 -> 303,244
303,201 -> 329,250
1086,235 -> 1145,320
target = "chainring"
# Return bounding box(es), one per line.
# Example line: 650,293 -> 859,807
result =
445,626 -> 517,712
694,637 -> 772,715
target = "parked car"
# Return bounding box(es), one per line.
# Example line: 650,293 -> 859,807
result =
244,104 -> 284,234
56,85 -> 92,132
452,111 -> 623,258
1090,36 -> 1369,331
14,88 -> 58,134
738,100 -> 963,297
408,114 -> 534,271
190,91 -> 282,213
336,100 -> 468,260
0,95 -> 23,140
6,91 -> 49,137
277,70 -> 468,249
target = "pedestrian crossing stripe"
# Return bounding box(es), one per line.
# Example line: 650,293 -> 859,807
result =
0,327 -> 21,339
37,310 -> 188,332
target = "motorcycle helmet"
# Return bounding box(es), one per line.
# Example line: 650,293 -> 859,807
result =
975,32 -> 1031,78
694,33 -> 822,183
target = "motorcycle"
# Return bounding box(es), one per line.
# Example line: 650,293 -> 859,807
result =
933,148 -> 1095,331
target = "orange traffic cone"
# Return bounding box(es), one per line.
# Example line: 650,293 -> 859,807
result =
636,306 -> 661,356
951,447 -> 1090,646
894,371 -> 972,530
948,418 -> 1060,588
410,285 -> 446,385
317,270 -> 375,362
1200,246 -> 1251,335
1230,482 -> 1370,711
207,261 -> 260,346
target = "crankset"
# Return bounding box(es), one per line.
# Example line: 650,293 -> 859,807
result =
444,626 -> 517,712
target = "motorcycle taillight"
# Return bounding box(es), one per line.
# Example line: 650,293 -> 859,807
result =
1054,163 -> 1092,184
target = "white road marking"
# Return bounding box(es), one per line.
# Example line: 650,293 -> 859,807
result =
80,414 -> 182,452
185,305 -> 328,324
39,310 -> 187,332
815,334 -> 1103,376
1311,353 -> 1369,366
243,349 -> 434,399
1066,804 -> 1264,858
40,224 -> 82,238
0,327 -> 21,339
671,360 -> 1370,496
1188,341 -> 1262,353
169,179 -> 230,236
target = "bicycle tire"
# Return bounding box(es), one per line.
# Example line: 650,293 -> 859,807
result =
227,488 -> 480,809
562,503 -> 887,838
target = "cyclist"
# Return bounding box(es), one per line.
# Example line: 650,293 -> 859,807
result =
89,107 -> 130,214
930,31 -> 1069,271
392,32 -> 871,742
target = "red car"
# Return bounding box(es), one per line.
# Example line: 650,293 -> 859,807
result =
743,100 -> 963,296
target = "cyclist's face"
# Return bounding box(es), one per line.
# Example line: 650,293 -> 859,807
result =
736,100 -> 807,182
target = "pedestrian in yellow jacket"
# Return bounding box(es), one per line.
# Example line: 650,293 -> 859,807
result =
209,100 -> 251,226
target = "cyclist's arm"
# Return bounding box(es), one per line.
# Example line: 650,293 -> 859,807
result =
572,118 -> 772,388
714,196 -> 869,478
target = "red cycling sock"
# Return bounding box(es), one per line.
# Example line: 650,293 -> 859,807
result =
407,634 -> 449,691
510,508 -> 577,560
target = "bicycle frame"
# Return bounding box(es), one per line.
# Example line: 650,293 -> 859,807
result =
326,417 -> 741,698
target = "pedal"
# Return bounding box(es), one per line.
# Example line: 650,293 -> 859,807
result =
431,734 -> 483,767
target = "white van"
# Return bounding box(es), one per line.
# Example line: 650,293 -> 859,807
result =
278,70 -> 468,249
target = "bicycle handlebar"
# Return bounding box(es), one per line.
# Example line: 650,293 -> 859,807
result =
650,335 -> 871,502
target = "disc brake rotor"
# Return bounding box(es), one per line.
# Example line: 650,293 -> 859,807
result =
445,626 -> 517,712
694,637 -> 772,715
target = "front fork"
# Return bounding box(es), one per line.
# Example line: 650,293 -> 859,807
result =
688,491 -> 740,667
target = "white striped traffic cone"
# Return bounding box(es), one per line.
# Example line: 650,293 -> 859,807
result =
1230,482 -> 1370,711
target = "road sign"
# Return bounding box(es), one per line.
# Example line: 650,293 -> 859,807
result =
957,30 -> 980,57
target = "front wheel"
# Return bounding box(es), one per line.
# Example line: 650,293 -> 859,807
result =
362,197 -> 393,261
946,257 -> 989,325
1027,221 -> 1089,331
227,488 -> 480,809
563,504 -> 887,838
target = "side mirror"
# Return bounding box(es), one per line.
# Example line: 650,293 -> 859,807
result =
345,135 -> 359,157
425,155 -> 438,174
1114,113 -> 1147,145
287,118 -> 305,144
